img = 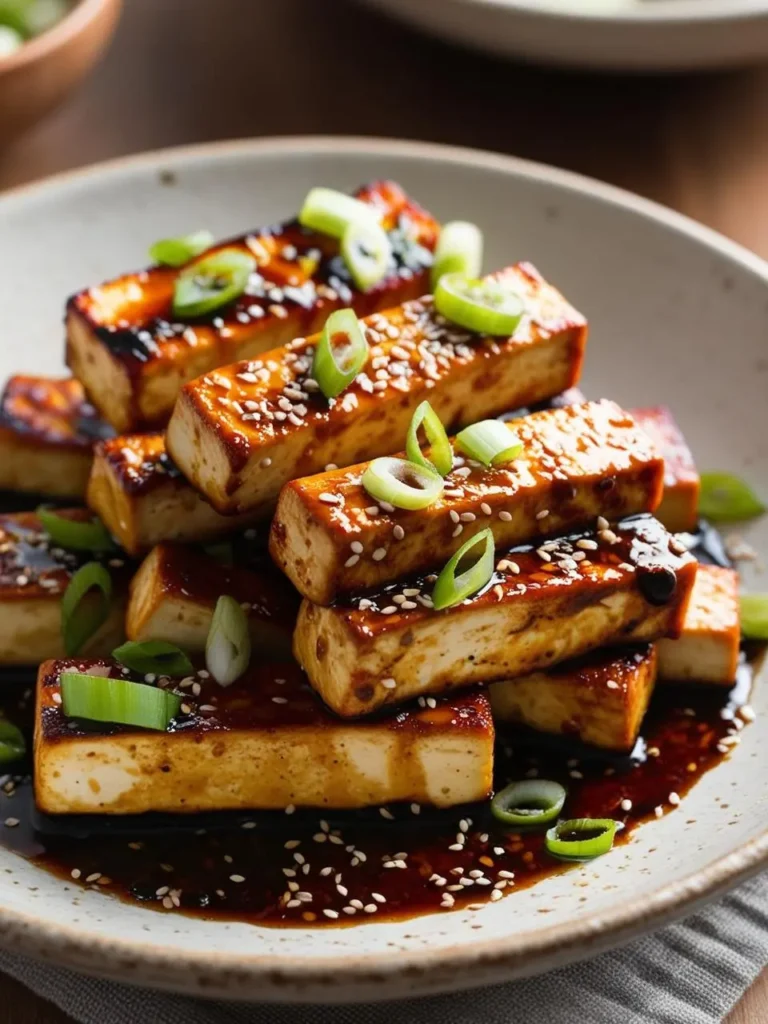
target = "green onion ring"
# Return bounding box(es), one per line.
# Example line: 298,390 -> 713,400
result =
432,527 -> 495,611
150,229 -> 214,268
739,594 -> 768,640
362,457 -> 444,511
60,672 -> 182,732
312,308 -> 369,399
37,506 -> 114,553
455,420 -> 523,467
406,401 -> 453,477
491,779 -> 566,827
431,221 -> 483,288
172,248 -> 255,319
434,272 -> 525,336
299,187 -> 379,239
545,818 -> 618,862
699,472 -> 766,522
112,640 -> 194,678
341,218 -> 392,291
61,562 -> 112,657
205,595 -> 251,687
0,719 -> 25,764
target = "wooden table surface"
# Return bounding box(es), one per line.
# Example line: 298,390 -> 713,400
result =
1,0 -> 767,1019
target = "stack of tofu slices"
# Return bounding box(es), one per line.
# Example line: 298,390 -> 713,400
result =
0,182 -> 739,818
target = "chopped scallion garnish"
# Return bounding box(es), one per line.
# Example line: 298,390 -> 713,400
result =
341,218 -> 392,291
699,472 -> 766,523
434,272 -> 524,336
406,401 -> 453,477
545,818 -> 617,862
455,420 -> 523,468
61,562 -> 112,656
432,527 -> 495,611
60,672 -> 181,732
0,719 -> 25,764
172,248 -> 255,319
205,595 -> 251,687
298,187 -> 378,239
312,308 -> 369,399
112,640 -> 194,678
491,779 -> 566,827
431,221 -> 483,288
739,594 -> 768,640
362,457 -> 444,511
150,230 -> 214,268
37,506 -> 114,553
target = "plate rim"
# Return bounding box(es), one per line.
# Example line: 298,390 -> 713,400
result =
1,133 -> 767,998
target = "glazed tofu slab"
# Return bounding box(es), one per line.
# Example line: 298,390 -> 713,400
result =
271,399 -> 664,604
86,433 -> 257,556
631,407 -> 700,533
657,565 -> 740,685
0,511 -> 128,664
0,376 -> 112,500
34,660 -> 494,814
66,182 -> 439,433
490,645 -> 658,753
126,543 -> 298,656
294,514 -> 697,718
166,263 -> 588,516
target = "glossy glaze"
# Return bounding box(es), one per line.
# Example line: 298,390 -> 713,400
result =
0,376 -> 111,450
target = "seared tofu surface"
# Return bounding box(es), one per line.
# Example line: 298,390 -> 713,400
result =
294,514 -> 697,718
34,660 -> 494,814
0,511 -> 128,663
166,263 -> 588,516
271,399 -> 664,604
631,406 -> 700,533
0,376 -> 112,500
87,433 -> 257,556
66,182 -> 439,432
127,543 -> 299,655
657,565 -> 740,685
490,645 -> 658,752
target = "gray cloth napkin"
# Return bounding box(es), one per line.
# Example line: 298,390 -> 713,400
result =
0,872 -> 766,1024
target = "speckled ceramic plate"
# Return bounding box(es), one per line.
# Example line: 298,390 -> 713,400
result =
356,0 -> 768,70
0,136 -> 766,1003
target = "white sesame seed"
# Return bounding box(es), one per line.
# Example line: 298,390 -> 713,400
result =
536,509 -> 550,520
606,679 -> 619,690
350,541 -> 364,554
739,705 -> 756,722
379,807 -> 395,820
452,524 -> 463,538
365,506 -> 380,516
490,889 -> 503,902
654,805 -> 664,818
70,868 -> 81,880
285,804 -> 296,815
498,511 -> 512,522
319,493 -> 338,504
229,874 -> 245,883
373,547 -> 387,561
381,677 -> 397,690
498,869 -> 515,879
393,525 -> 405,540
344,554 -> 360,568
669,792 -> 680,806
323,908 -> 339,919
286,899 -> 301,909
52,692 -> 62,705
410,803 -> 421,815
620,799 -> 632,812
597,516 -> 609,531
480,503 -> 492,516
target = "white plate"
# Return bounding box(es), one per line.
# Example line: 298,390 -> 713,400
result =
356,0 -> 768,70
0,136 -> 766,1003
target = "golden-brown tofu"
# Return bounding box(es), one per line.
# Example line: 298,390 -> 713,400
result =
271,399 -> 664,604
657,565 -> 740,685
0,511 -> 128,664
631,407 -> 699,533
66,182 -> 439,432
0,376 -> 112,500
166,263 -> 588,516
294,514 -> 697,718
126,543 -> 298,656
490,645 -> 658,753
86,433 -> 257,556
34,660 -> 494,814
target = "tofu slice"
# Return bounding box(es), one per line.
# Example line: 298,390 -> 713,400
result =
66,181 -> 439,433
631,407 -> 699,532
166,263 -> 588,516
271,399 -> 664,604
657,565 -> 740,685
490,645 -> 658,753
294,514 -> 697,718
126,543 -> 298,656
0,511 -> 128,664
34,660 -> 494,814
86,433 -> 257,556
0,376 -> 112,500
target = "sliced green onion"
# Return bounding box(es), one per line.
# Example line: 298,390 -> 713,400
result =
431,221 -> 483,288
434,272 -> 525,336
406,401 -> 453,477
61,562 -> 112,657
455,420 -> 523,468
206,595 -> 251,687
150,230 -> 214,268
37,506 -> 114,553
341,218 -> 392,291
362,457 -> 444,511
545,818 -> 617,862
0,24 -> 22,55
491,779 -> 566,827
112,640 -> 193,678
0,719 -> 25,764
312,308 -> 369,399
172,248 -> 255,319
739,594 -> 768,640
699,472 -> 766,522
60,672 -> 181,731
299,187 -> 378,239
432,527 -> 495,611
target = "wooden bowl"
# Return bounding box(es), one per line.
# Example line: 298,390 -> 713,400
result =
0,0 -> 121,144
